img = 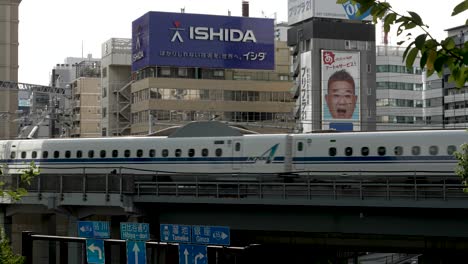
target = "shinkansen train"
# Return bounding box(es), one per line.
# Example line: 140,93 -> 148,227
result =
0,128 -> 466,177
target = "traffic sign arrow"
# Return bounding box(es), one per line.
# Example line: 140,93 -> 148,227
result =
133,242 -> 140,264
194,252 -> 204,264
88,243 -> 103,260
184,248 -> 189,264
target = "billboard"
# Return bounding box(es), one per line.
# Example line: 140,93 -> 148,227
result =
300,51 -> 312,133
321,50 -> 360,131
132,12 -> 275,71
288,0 -> 372,25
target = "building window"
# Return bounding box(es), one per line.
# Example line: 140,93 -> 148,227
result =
102,107 -> 107,118
178,68 -> 188,77
161,67 -> 171,76
213,70 -> 224,77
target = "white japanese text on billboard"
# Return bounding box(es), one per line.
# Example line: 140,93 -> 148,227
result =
300,51 -> 312,133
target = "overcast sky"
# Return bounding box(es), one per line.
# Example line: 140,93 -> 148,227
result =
18,0 -> 466,85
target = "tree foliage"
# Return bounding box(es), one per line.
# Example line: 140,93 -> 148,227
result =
337,0 -> 468,87
0,163 -> 38,264
0,162 -> 39,201
455,143 -> 468,191
0,230 -> 24,264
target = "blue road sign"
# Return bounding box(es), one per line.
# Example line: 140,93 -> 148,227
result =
126,240 -> 146,264
160,224 -> 191,243
86,239 -> 105,264
120,222 -> 150,241
78,221 -> 110,238
179,244 -> 207,264
192,225 -> 230,246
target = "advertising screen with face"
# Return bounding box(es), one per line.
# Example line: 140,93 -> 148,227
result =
321,50 -> 360,131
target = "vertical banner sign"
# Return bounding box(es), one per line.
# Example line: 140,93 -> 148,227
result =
300,51 -> 313,133
321,50 -> 360,131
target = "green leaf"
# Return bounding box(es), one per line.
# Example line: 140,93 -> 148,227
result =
336,0 -> 348,4
402,42 -> 415,60
434,56 -> 447,72
397,40 -> 406,45
408,11 -> 423,26
404,22 -> 417,30
420,51 -> 428,69
384,13 -> 397,30
442,37 -> 456,50
415,34 -> 427,49
452,0 -> 468,16
406,47 -> 419,69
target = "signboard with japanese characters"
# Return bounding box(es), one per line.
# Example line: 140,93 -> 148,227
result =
321,50 -> 360,131
132,11 -> 274,71
288,0 -> 372,25
300,51 -> 313,133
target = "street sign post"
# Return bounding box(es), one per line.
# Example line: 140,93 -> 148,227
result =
192,225 -> 230,246
120,222 -> 150,241
178,244 -> 207,264
160,224 -> 191,243
86,239 -> 105,264
78,221 -> 110,238
126,240 -> 146,264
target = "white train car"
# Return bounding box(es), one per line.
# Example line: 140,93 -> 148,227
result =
0,134 -> 289,176
291,130 -> 466,174
0,127 -> 466,179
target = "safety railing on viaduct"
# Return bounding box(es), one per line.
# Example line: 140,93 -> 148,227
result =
2,166 -> 468,207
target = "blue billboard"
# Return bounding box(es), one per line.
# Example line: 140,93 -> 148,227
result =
132,12 -> 275,71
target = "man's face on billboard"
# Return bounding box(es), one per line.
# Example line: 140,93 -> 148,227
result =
325,80 -> 357,119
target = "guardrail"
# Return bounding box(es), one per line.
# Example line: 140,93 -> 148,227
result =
1,166 -> 466,203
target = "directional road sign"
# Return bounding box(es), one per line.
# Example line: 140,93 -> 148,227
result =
78,221 -> 110,238
160,224 -> 191,243
120,222 -> 150,241
126,240 -> 146,264
178,244 -> 207,264
192,225 -> 230,246
86,239 -> 105,264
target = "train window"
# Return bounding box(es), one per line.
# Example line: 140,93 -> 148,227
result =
162,149 -> 169,157
202,149 -> 209,157
188,149 -> 195,157
137,149 -> 143,157
429,146 -> 439,155
377,147 -> 386,156
361,147 -> 369,156
76,151 -> 82,158
175,149 -> 182,157
88,150 -> 94,158
394,146 -> 403,156
100,150 -> 106,158
112,150 -> 118,158
345,147 -> 353,156
215,148 -> 223,157
32,151 -> 37,159
124,150 -> 131,158
54,151 -> 60,158
329,147 -> 336,157
21,152 -> 26,159
42,151 -> 48,159
10,152 -> 16,159
235,143 -> 241,152
447,145 -> 457,155
214,141 -> 225,145
297,142 -> 304,151
65,151 -> 71,158
149,149 -> 155,158
411,146 -> 421,156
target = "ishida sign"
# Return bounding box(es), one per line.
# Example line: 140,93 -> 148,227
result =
132,12 -> 275,71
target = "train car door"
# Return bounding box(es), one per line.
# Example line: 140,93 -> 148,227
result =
293,139 -> 306,170
232,139 -> 243,170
